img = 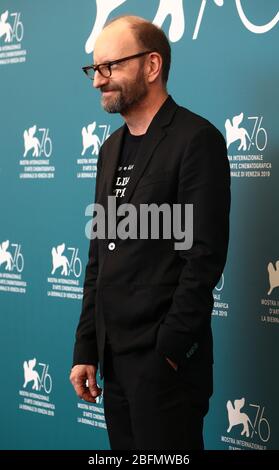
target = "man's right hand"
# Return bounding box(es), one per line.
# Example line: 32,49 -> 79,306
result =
70,364 -> 102,403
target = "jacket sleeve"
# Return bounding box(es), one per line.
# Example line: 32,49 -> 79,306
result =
72,149 -> 103,367
156,125 -> 231,365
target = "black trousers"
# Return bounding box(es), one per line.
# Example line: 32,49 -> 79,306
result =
102,339 -> 210,450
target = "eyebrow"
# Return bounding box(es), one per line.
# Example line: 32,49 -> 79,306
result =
93,57 -> 119,65
94,51 -> 131,65
94,59 -> 111,66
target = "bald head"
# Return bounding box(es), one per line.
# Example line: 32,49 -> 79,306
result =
94,17 -> 140,63
95,15 -> 171,84
105,15 -> 150,30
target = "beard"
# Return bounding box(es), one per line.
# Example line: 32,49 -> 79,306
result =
101,68 -> 148,114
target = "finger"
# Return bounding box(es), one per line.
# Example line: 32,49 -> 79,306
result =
71,374 -> 91,397
80,389 -> 97,403
72,380 -> 97,403
88,374 -> 102,398
73,381 -> 88,397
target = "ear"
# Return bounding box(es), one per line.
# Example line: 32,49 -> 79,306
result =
57,243 -> 65,255
1,11 -> 9,23
2,240 -> 9,251
268,262 -> 274,274
29,358 -> 36,368
232,113 -> 243,127
146,52 -> 163,84
239,397 -> 245,407
88,122 -> 96,133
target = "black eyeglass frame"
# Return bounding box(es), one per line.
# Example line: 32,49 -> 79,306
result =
82,50 -> 155,79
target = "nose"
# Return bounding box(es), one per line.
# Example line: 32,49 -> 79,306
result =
93,70 -> 109,89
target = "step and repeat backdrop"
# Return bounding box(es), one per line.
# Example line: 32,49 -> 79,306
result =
0,0 -> 278,450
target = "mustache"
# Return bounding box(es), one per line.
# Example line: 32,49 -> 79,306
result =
101,86 -> 121,93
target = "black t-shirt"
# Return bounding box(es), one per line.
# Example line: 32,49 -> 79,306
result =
111,127 -> 144,207
106,128 -> 145,346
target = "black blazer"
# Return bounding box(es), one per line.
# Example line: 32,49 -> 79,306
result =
73,95 -> 231,389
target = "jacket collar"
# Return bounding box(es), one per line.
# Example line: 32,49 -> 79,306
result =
102,95 -> 178,215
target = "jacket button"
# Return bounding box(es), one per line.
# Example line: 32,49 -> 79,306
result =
108,242 -> 115,251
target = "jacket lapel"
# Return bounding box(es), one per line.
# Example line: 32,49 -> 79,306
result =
101,95 -> 178,225
102,125 -> 126,202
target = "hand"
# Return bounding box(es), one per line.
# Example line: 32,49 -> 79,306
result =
70,364 -> 102,403
165,356 -> 178,371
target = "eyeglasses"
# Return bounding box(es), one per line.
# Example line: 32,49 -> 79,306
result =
82,50 -> 154,80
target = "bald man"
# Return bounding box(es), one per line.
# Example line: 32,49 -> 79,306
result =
70,16 -> 230,450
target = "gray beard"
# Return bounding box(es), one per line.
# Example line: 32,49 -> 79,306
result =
101,92 -> 126,113
101,82 -> 148,114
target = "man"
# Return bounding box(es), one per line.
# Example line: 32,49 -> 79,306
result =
70,15 -> 230,450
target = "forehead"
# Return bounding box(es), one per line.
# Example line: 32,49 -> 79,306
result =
94,22 -> 139,63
